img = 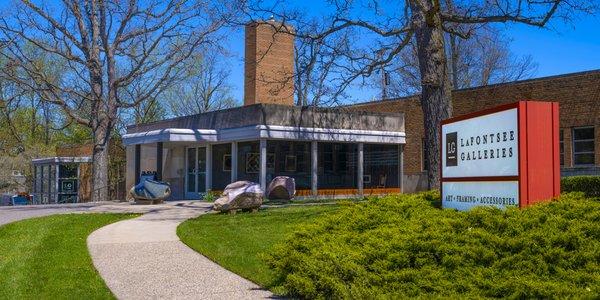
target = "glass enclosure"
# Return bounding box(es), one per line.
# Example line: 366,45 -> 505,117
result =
363,144 -> 399,188
58,163 -> 78,203
177,140 -> 400,199
32,163 -> 82,204
237,141 -> 260,183
317,142 -> 358,189
267,141 -> 312,189
186,147 -> 207,198
212,143 -> 231,190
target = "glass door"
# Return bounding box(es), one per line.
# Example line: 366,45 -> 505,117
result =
186,147 -> 207,199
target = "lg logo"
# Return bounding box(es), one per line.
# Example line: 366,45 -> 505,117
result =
446,132 -> 458,166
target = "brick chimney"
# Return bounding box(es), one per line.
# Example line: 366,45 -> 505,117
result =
244,20 -> 294,106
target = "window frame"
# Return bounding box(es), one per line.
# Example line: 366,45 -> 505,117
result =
559,129 -> 564,166
571,126 -> 595,166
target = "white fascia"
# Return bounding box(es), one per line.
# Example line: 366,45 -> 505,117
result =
123,126 -> 405,145
122,128 -> 218,145
32,157 -> 93,164
256,125 -> 406,144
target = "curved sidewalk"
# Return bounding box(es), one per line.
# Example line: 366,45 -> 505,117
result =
87,202 -> 273,299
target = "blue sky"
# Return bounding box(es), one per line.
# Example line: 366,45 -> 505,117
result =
224,8 -> 600,103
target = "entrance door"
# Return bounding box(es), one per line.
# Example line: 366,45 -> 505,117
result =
185,147 -> 207,199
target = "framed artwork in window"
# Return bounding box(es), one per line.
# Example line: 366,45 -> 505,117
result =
223,154 -> 232,171
285,155 -> 297,172
246,153 -> 260,173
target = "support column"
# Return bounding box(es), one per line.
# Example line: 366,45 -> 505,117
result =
32,165 -> 37,194
231,142 -> 238,183
358,143 -> 364,197
156,142 -> 163,181
259,139 -> 267,191
311,141 -> 318,197
206,144 -> 212,191
399,144 -> 404,193
134,144 -> 141,184
47,164 -> 52,203
55,165 -> 60,203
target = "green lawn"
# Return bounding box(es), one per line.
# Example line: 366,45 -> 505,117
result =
177,205 -> 339,288
0,213 -> 138,299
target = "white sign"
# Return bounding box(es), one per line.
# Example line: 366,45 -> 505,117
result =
442,181 -> 519,210
442,108 -> 519,178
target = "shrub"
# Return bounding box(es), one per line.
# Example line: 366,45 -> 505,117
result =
265,191 -> 600,299
561,176 -> 600,197
203,190 -> 218,202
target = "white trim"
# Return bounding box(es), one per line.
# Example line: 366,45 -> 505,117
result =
231,142 -> 238,182
259,139 -> 267,191
399,144 -> 404,193
206,144 -> 212,191
123,125 -> 406,145
358,143 -> 364,197
311,141 -> 318,197
257,125 -> 405,137
32,157 -> 92,164
122,128 -> 218,145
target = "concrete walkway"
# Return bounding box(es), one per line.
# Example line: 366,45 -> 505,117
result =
87,202 -> 273,299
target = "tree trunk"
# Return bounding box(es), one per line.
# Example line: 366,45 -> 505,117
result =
91,119 -> 110,202
43,104 -> 50,145
449,34 -> 459,89
445,0 -> 459,89
410,0 -> 453,190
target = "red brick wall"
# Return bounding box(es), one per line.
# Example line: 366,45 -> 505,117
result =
353,70 -> 600,175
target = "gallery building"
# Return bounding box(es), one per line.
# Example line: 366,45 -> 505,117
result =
124,19 -> 600,199
352,69 -> 600,192
123,21 -> 406,200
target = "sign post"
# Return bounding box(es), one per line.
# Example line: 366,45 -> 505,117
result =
441,101 -> 560,210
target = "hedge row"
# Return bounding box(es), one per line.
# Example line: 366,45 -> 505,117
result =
265,191 -> 600,299
561,176 -> 600,197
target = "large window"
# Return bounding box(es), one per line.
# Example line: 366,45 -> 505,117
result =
572,127 -> 595,165
32,164 -> 63,204
364,144 -> 399,188
211,143 -> 231,190
58,163 -> 78,203
267,141 -> 311,189
318,143 -> 357,189
59,164 -> 78,178
237,141 -> 260,184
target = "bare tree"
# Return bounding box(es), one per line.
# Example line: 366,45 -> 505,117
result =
166,52 -> 238,117
0,0 -> 231,200
383,25 -> 538,97
245,0 -> 596,189
294,21 -> 354,107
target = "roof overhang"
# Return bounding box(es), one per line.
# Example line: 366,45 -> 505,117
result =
32,157 -> 92,165
122,125 -> 405,145
121,128 -> 218,145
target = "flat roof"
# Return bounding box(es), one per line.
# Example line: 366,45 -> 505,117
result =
127,103 -> 404,134
123,103 -> 406,146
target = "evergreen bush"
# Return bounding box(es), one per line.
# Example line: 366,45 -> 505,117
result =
561,176 -> 600,197
266,191 -> 600,298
